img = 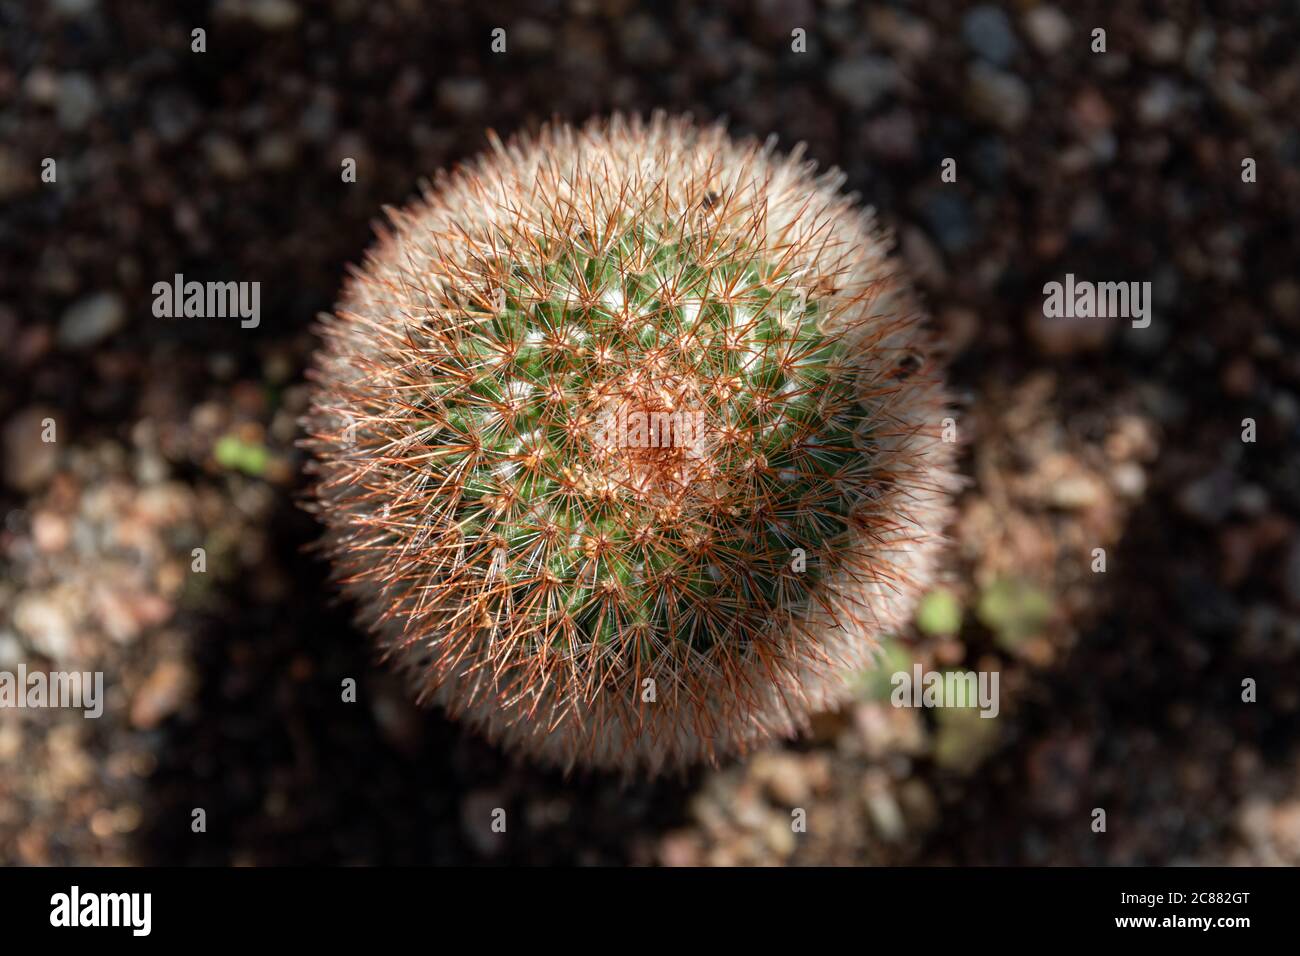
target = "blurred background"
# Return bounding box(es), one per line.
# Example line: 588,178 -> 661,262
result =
1,0 -> 1298,865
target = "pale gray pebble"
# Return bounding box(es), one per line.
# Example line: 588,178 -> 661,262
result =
58,291 -> 125,350
437,77 -> 489,117
827,55 -> 898,111
57,73 -> 98,131
966,61 -> 1030,131
963,6 -> 1020,66
1022,6 -> 1071,56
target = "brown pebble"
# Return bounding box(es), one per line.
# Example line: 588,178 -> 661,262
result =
130,660 -> 194,729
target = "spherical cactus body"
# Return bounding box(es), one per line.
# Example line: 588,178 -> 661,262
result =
304,114 -> 957,775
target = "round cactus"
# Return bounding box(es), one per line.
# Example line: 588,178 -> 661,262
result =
303,114 -> 957,775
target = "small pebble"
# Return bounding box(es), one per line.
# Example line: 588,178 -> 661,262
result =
58,292 -> 125,350
1022,6 -> 1071,56
966,62 -> 1031,131
962,6 -> 1020,66
827,56 -> 898,111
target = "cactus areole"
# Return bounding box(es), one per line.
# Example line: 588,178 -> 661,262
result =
304,114 -> 957,775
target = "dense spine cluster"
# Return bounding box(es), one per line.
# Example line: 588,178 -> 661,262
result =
303,114 -> 957,774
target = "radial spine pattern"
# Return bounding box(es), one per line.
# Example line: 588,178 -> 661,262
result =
304,114 -> 957,774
